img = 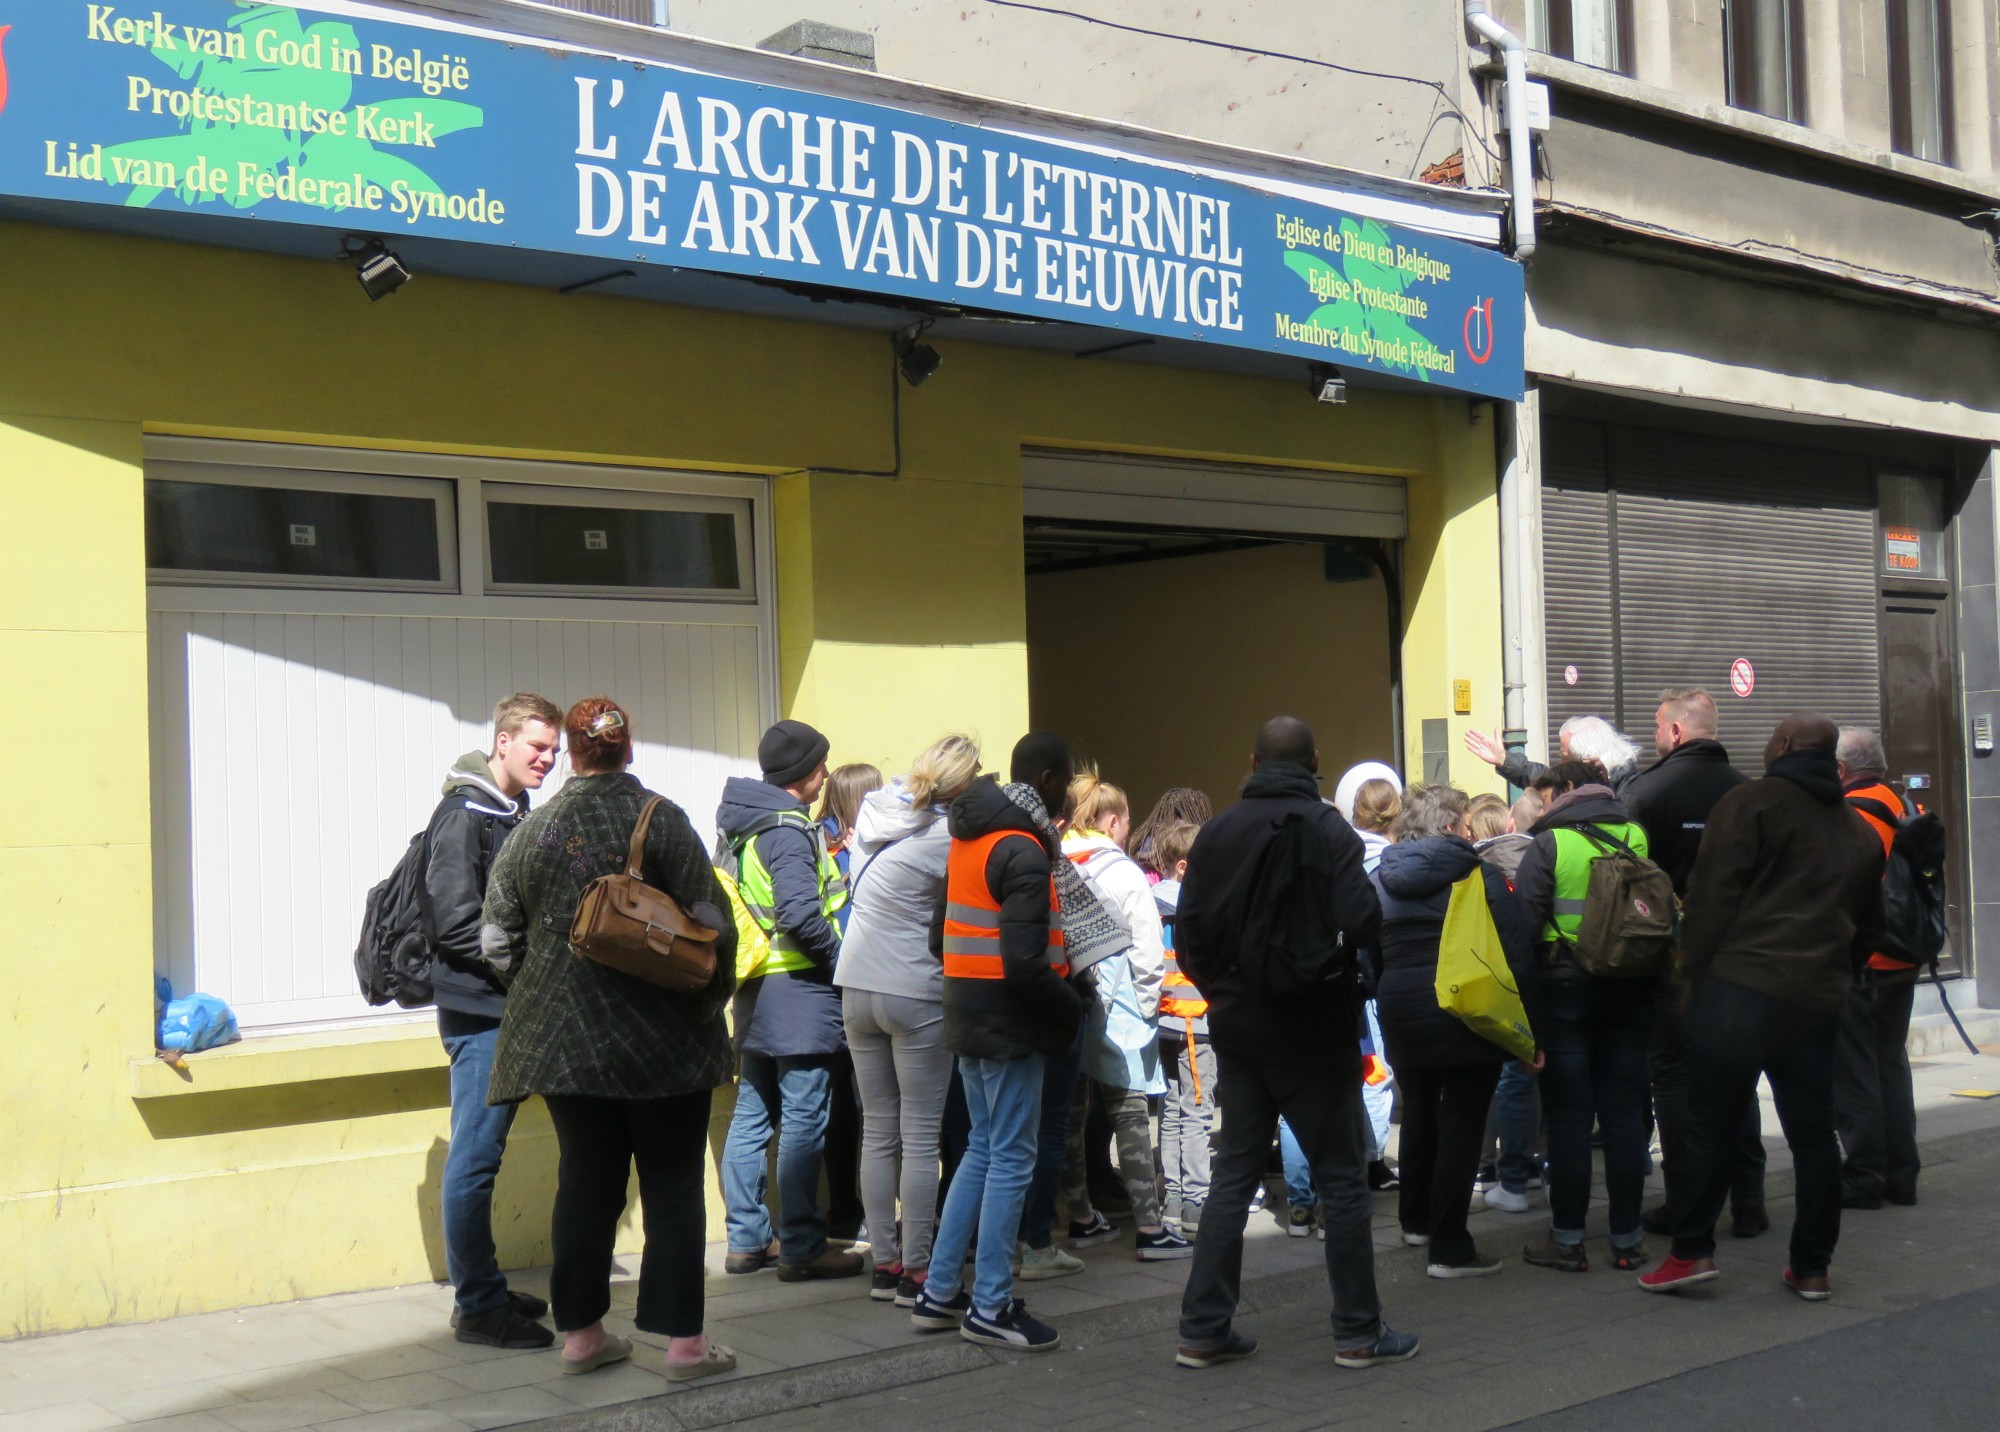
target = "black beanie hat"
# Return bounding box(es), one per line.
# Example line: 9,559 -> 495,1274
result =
759,719 -> 830,788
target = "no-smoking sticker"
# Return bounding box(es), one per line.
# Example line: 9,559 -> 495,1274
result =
1730,658 -> 1756,698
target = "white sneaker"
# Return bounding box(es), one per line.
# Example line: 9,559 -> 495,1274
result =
1483,1186 -> 1531,1214
1017,1244 -> 1084,1281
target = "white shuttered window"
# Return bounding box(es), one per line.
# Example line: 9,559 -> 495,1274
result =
145,440 -> 774,1031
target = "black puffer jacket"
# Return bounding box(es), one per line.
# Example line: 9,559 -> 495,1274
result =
929,778 -> 1084,1061
1619,739 -> 1749,897
1371,837 -> 1540,1069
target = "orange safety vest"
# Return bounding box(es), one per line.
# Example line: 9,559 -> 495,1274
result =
1847,782 -> 1912,972
942,830 -> 1067,980
1159,947 -> 1207,1022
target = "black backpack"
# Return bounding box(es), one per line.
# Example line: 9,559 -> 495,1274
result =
1848,796 -> 1949,969
354,807 -> 446,1008
1230,810 -> 1352,997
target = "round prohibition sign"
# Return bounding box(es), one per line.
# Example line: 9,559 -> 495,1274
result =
1729,658 -> 1756,698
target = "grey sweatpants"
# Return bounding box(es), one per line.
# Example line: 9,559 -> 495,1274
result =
1158,1035 -> 1218,1220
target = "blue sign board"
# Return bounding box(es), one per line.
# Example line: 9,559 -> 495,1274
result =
0,2 -> 1525,397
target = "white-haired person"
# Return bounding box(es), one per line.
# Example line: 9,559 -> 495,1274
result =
1464,716 -> 1641,794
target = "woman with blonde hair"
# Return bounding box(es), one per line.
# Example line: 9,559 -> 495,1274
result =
1058,773 -> 1189,1260
835,735 -> 982,1306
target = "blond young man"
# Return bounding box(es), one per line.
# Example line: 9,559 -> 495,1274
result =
424,693 -> 563,1347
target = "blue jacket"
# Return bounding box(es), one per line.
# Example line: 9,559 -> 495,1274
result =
718,776 -> 845,1058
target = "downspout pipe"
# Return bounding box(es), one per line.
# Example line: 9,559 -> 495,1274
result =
1464,1 -> 1537,262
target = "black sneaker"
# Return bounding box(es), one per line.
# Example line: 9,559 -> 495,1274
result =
1731,1205 -> 1771,1239
1068,1211 -> 1120,1248
909,1286 -> 971,1332
1426,1252 -> 1502,1279
1885,1186 -> 1918,1207
961,1298 -> 1060,1352
870,1265 -> 903,1301
1176,1330 -> 1259,1369
449,1289 -> 547,1328
1135,1226 -> 1193,1261
1334,1323 -> 1421,1369
1368,1160 -> 1401,1192
1286,1206 -> 1316,1238
894,1273 -> 926,1308
454,1305 -> 555,1349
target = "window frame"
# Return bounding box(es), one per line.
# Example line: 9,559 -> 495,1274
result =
1887,0 -> 1955,166
1723,0 -> 1808,125
1533,0 -> 1635,77
479,481 -> 758,603
144,462 -> 460,594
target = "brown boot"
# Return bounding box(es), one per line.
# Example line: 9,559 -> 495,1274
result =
723,1239 -> 780,1275
776,1248 -> 866,1281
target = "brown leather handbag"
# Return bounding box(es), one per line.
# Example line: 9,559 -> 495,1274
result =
569,796 -> 720,992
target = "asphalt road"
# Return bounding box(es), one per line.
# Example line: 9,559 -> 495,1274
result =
1505,1283 -> 2000,1431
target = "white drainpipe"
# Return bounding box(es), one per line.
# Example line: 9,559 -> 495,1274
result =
1464,1 -> 1537,262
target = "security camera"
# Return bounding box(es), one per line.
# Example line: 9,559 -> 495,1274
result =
1309,363 -> 1347,405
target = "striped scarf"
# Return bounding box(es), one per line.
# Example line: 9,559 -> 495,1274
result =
1001,782 -> 1129,974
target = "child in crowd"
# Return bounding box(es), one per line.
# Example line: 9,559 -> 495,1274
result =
1061,775 -> 1191,1260
1470,789 -> 1545,1212
1150,822 -> 1216,1238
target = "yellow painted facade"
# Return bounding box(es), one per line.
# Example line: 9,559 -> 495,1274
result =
0,216 -> 1501,1336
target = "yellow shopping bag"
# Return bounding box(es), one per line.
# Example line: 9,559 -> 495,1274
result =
1436,871 -> 1537,1062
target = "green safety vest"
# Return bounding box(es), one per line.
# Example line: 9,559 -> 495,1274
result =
1543,821 -> 1651,945
733,813 -> 849,978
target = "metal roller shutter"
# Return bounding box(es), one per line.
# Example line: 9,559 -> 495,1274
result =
1542,418 -> 1881,767
1541,420 -> 1619,743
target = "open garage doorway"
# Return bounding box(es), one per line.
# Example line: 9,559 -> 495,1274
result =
1022,450 -> 1405,819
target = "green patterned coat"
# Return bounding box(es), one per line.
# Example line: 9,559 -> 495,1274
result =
481,771 -> 737,1104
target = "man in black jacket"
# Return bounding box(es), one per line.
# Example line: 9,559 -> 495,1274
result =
910,734 -> 1085,1353
1173,717 -> 1417,1372
422,692 -> 562,1348
1639,714 -> 1885,1301
1621,688 -> 1765,1240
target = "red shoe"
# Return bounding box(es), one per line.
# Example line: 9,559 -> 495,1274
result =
1783,1268 -> 1831,1302
1637,1254 -> 1718,1293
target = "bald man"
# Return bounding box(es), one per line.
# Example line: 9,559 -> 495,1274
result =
1639,714 -> 1886,1303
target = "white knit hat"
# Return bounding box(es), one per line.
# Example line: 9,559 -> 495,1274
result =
1332,761 -> 1403,822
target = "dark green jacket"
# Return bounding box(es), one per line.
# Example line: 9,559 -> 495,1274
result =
481,772 -> 737,1103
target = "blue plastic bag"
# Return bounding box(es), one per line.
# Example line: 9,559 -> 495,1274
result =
155,976 -> 241,1055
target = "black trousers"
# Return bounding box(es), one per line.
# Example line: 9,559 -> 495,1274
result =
1180,1053 -> 1382,1349
824,1049 -> 867,1235
1832,970 -> 1920,1201
1652,995 -> 1768,1213
1396,1062 -> 1502,1266
1670,979 -> 1842,1275
545,1090 -> 713,1337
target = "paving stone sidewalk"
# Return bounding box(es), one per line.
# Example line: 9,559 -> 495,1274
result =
5,1048 -> 1998,1432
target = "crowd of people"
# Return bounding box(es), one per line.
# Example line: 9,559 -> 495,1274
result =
411,684 -> 1914,1381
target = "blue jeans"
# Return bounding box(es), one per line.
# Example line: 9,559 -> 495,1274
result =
722,1053 -> 835,1263
1494,1060 -> 1542,1194
1019,1025 -> 1083,1248
440,1015 -> 519,1319
1540,976 -> 1655,1248
927,1054 -> 1045,1317
1279,1117 -> 1316,1208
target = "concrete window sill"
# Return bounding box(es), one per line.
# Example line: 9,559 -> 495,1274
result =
129,1020 -> 444,1099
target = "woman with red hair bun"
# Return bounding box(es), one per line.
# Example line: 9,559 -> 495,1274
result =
481,696 -> 741,1383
